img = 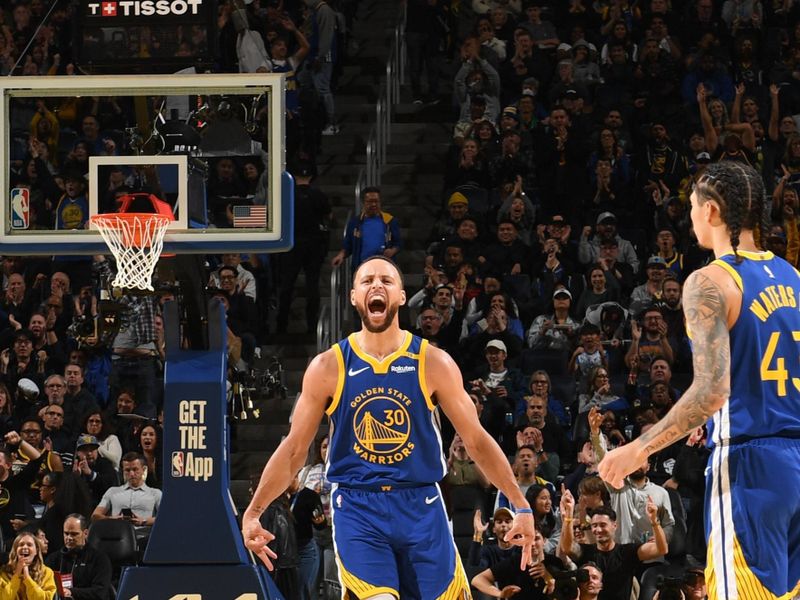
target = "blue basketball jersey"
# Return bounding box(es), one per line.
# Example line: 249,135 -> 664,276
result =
325,332 -> 446,487
707,250 -> 800,447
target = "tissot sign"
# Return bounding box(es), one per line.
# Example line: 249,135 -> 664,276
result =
76,0 -> 217,71
86,0 -> 204,17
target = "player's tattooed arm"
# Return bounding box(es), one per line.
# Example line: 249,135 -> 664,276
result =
637,271 -> 731,455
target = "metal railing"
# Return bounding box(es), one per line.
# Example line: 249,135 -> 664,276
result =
321,5 -> 407,348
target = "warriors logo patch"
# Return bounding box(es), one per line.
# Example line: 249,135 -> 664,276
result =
350,389 -> 415,465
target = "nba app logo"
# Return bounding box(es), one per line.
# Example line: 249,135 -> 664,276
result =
10,188 -> 29,230
171,451 -> 184,477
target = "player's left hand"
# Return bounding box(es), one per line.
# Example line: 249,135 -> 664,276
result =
597,442 -> 647,489
504,511 -> 535,570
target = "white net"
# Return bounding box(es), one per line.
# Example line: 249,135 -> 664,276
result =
90,213 -> 172,292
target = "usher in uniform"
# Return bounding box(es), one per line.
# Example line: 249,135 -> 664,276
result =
325,332 -> 470,599
703,250 -> 800,600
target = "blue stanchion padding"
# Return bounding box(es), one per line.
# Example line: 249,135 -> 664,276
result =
116,300 -> 281,599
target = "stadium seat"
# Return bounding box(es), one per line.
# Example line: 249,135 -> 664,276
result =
88,519 -> 138,586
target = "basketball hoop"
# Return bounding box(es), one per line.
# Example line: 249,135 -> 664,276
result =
90,213 -> 173,292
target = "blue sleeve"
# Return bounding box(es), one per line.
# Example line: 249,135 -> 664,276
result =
342,218 -> 356,254
387,217 -> 402,250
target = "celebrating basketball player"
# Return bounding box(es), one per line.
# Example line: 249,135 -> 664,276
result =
243,256 -> 535,599
599,162 -> 800,600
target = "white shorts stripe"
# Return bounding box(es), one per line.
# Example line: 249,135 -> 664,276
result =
710,403 -> 738,599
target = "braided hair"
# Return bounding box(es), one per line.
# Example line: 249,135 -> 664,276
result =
694,161 -> 770,263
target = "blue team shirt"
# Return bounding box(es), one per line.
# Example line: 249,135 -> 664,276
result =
706,250 -> 800,447
325,332 -> 446,487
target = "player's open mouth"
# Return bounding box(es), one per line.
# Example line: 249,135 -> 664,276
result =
368,297 -> 386,315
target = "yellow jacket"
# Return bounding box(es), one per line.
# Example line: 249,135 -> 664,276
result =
0,567 -> 57,600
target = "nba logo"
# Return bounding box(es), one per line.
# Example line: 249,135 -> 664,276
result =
10,188 -> 29,230
171,451 -> 184,477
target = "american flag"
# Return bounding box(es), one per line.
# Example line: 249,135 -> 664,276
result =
232,205 -> 267,228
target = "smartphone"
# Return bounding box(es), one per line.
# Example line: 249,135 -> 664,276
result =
120,508 -> 134,518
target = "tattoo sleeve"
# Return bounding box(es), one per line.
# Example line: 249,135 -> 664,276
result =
637,271 -> 731,456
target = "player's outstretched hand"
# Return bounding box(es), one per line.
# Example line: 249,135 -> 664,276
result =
597,443 -> 646,490
504,511 -> 535,570
242,517 -> 278,570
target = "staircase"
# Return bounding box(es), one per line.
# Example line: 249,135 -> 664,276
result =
228,0 -> 457,511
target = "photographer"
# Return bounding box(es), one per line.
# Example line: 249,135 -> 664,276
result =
470,525 -> 562,599
550,564 -> 604,600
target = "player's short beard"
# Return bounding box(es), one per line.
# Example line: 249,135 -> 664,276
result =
356,302 -> 398,333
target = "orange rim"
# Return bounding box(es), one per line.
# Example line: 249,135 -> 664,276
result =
90,213 -> 172,248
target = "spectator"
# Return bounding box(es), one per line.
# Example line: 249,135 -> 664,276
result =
108,294 -> 161,416
91,452 -> 160,546
2,330 -> 46,398
471,525 -> 561,598
625,306 -> 674,374
54,170 -> 89,231
479,220 -> 530,279
468,506 -> 516,571
527,288 -> 578,352
137,423 -> 162,490
79,410 -> 122,471
212,271 -> 258,366
0,382 -> 14,435
276,163 -> 331,335
208,254 -> 257,301
577,368 -> 628,416
467,292 -> 524,341
331,187 -> 401,269
37,472 -> 93,554
444,432 -> 490,492
515,395 -> 573,467
406,0 -> 448,104
16,417 -> 63,505
0,431 -> 45,542
27,312 -> 66,376
39,375 -> 66,418
681,567 -> 707,600
45,513 -> 112,600
569,324 -> 609,394
629,256 -> 669,315
259,479 -> 299,599
62,363 -> 99,438
41,404 -> 74,468
524,483 -> 561,553
494,446 -> 554,512
589,409 -> 675,546
467,339 -> 525,439
301,0 -> 340,135
0,531 -> 57,598
73,436 -> 118,509
526,370 -> 570,428
575,265 -> 620,320
559,493 -> 668,600
579,212 -> 640,274
287,471 -> 325,600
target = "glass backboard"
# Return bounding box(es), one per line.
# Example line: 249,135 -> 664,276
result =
2,73 -> 293,255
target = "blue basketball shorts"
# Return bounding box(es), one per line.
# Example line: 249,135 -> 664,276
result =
330,483 -> 470,599
705,437 -> 800,600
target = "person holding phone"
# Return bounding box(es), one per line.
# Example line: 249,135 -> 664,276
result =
91,452 -> 161,547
